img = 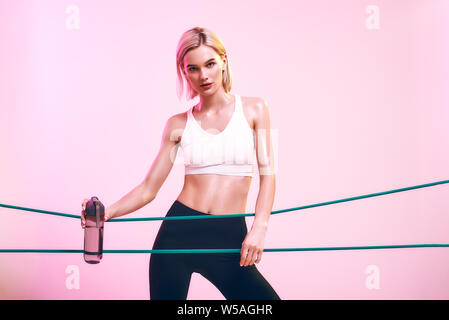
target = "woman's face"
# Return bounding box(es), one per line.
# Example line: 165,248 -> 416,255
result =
182,45 -> 226,96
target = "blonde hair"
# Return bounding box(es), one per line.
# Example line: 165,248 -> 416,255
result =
176,27 -> 232,101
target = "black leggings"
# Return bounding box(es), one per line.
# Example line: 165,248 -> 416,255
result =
149,200 -> 280,300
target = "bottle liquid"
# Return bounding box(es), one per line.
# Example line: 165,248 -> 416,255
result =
83,196 -> 105,264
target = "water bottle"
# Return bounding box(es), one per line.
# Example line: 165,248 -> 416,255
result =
83,196 -> 105,264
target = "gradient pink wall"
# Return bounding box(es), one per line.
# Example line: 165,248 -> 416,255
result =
1,0 -> 448,299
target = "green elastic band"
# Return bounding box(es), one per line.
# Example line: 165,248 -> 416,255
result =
1,179 -> 448,221
0,244 -> 448,254
1,180 -> 448,255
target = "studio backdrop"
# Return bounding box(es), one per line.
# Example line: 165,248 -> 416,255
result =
0,0 -> 448,299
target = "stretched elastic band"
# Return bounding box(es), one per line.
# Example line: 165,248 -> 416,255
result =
1,244 -> 448,254
1,179 -> 448,222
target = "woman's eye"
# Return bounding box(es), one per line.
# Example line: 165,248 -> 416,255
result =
188,62 -> 214,71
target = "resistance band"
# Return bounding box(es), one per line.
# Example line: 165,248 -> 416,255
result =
0,179 -> 448,254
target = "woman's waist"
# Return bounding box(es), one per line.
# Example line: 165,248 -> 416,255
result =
153,200 -> 248,249
178,177 -> 250,214
166,199 -> 247,223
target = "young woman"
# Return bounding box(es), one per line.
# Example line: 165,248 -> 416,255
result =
81,27 -> 280,300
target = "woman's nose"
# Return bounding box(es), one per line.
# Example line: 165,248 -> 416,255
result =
199,68 -> 209,79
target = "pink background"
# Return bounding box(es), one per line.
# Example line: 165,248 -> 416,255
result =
1,0 -> 448,299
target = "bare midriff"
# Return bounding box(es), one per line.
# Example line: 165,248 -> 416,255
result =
176,174 -> 252,214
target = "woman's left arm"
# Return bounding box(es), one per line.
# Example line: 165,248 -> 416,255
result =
240,98 -> 276,267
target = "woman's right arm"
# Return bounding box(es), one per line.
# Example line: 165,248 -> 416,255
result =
81,114 -> 182,228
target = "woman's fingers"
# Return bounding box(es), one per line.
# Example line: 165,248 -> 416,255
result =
240,245 -> 260,267
246,250 -> 256,266
81,211 -> 86,228
81,199 -> 109,226
240,247 -> 246,266
82,199 -> 89,210
241,245 -> 250,266
81,198 -> 89,229
255,250 -> 263,264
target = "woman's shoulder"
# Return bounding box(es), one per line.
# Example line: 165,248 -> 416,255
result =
169,109 -> 188,124
163,110 -> 189,143
240,95 -> 267,129
240,95 -> 267,111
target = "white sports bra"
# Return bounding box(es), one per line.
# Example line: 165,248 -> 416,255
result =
179,94 -> 256,177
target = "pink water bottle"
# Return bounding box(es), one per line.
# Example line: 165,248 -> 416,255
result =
83,196 -> 105,264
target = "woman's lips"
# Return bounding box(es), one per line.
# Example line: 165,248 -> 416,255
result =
200,83 -> 213,89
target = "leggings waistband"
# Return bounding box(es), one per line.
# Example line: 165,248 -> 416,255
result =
168,200 -> 245,220
169,200 -> 214,217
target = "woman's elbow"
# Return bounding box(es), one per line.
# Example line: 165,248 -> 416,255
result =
141,183 -> 157,204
